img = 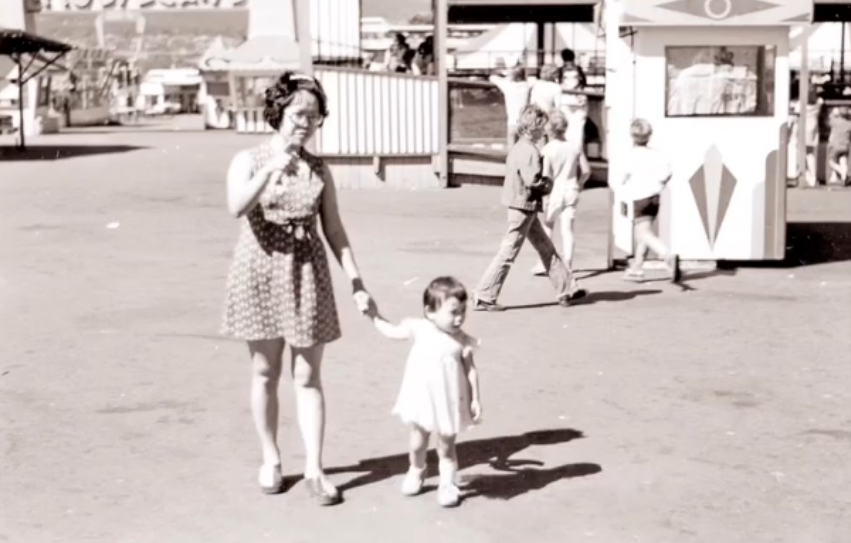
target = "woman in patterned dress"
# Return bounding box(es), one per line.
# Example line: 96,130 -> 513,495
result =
222,72 -> 372,505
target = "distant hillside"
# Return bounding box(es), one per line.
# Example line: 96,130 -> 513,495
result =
34,1 -> 430,71
35,11 -> 248,71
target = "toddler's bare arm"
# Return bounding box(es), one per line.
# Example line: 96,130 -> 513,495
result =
463,352 -> 482,421
370,314 -> 412,340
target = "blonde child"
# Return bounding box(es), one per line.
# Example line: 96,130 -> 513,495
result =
368,276 -> 482,508
530,64 -> 563,114
612,118 -> 681,282
532,110 -> 591,276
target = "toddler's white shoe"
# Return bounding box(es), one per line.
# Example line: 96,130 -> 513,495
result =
437,483 -> 460,507
401,466 -> 425,496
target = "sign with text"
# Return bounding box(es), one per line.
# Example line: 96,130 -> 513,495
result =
26,0 -> 248,11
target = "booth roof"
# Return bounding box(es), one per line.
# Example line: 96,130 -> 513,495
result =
0,28 -> 72,56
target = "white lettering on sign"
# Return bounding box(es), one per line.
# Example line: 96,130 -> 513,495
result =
26,0 -> 247,10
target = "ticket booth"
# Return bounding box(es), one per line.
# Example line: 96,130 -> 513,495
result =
606,0 -> 813,262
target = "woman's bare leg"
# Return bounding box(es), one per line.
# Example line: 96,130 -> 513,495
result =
290,344 -> 336,493
249,339 -> 285,468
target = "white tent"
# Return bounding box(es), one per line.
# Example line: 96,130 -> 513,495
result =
789,23 -> 851,72
197,35 -> 231,72
450,22 -> 604,71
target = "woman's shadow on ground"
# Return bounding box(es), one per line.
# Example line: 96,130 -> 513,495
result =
319,428 -> 601,502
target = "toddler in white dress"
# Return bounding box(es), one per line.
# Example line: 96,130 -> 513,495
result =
367,276 -> 482,507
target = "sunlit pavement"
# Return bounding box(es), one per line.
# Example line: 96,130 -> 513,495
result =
1,124 -> 849,543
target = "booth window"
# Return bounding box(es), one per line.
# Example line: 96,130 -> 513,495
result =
665,45 -> 776,117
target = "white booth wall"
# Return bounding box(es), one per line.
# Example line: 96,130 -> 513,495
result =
624,27 -> 789,261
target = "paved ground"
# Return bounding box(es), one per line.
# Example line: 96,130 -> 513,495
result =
1,124 -> 850,543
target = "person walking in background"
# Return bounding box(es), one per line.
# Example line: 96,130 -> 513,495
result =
384,33 -> 412,73
827,106 -> 851,186
531,111 -> 591,277
610,119 -> 681,283
473,105 -> 587,311
789,86 -> 823,187
412,35 -> 434,76
489,65 -> 532,148
559,48 -> 589,148
530,64 -> 563,115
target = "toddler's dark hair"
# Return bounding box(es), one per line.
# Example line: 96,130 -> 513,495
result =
423,276 -> 468,313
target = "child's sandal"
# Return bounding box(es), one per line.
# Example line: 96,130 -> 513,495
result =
437,483 -> 461,508
401,466 -> 426,496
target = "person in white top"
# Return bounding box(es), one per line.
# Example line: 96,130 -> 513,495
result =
367,276 -> 482,508
489,65 -> 531,148
788,88 -> 822,187
531,111 -> 591,277
610,119 -> 681,282
559,49 -> 589,146
530,64 -> 563,114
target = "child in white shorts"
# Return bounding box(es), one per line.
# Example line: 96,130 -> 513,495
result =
533,110 -> 591,274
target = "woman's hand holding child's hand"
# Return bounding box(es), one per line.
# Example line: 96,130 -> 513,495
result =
353,290 -> 372,315
364,300 -> 379,319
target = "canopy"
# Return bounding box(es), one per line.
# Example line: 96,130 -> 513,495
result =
217,35 -> 303,73
198,35 -> 232,72
452,22 -> 603,70
0,28 -> 73,149
0,29 -> 72,57
790,22 -> 851,71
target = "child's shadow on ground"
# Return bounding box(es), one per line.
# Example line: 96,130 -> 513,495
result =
322,428 -> 601,502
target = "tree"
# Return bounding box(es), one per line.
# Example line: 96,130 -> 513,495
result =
408,11 -> 433,25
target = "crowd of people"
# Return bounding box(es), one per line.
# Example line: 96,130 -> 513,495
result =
367,32 -> 435,75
